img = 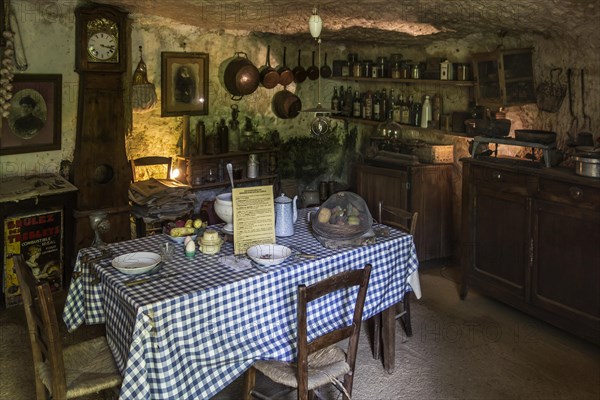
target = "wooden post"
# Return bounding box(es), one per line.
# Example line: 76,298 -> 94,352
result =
182,115 -> 190,157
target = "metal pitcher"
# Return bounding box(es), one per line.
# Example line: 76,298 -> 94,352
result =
274,193 -> 297,237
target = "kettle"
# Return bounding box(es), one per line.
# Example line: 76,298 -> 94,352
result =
274,193 -> 297,237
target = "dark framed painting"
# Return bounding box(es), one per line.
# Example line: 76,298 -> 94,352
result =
0,74 -> 62,155
161,52 -> 209,117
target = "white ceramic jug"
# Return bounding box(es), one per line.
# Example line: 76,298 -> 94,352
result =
274,193 -> 297,237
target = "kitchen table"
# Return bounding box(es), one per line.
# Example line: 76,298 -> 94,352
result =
63,209 -> 420,399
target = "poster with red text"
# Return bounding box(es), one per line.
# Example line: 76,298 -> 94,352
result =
3,209 -> 63,307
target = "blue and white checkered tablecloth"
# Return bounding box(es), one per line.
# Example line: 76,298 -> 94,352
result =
63,209 -> 419,399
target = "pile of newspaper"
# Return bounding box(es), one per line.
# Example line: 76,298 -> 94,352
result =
129,178 -> 195,222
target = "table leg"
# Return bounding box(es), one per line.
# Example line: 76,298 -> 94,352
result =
381,305 -> 396,374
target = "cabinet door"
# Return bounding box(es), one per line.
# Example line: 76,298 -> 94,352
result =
502,51 -> 535,105
472,186 -> 529,299
532,199 -> 600,334
355,165 -> 408,218
473,55 -> 502,107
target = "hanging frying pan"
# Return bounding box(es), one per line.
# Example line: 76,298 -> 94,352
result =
259,45 -> 279,89
277,46 -> 294,86
292,49 -> 307,84
320,52 -> 332,78
306,50 -> 319,80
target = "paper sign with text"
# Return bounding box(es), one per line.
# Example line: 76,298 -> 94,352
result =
233,186 -> 275,255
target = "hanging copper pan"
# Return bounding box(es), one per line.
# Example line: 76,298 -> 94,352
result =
223,52 -> 260,100
293,49 -> 307,84
272,89 -> 302,119
277,46 -> 294,86
306,51 -> 319,80
259,45 -> 279,89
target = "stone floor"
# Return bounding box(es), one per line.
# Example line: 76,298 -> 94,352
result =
1,261 -> 598,400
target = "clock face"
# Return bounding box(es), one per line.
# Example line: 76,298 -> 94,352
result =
87,32 -> 118,62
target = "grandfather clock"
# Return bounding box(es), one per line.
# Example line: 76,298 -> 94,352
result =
72,3 -> 132,251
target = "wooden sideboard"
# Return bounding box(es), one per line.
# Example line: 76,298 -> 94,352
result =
356,161 -> 454,261
460,158 -> 600,344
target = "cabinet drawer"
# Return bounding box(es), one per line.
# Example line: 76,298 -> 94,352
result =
471,166 -> 531,194
537,178 -> 600,211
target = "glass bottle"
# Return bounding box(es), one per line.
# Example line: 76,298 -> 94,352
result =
331,87 -> 339,112
373,91 -> 381,121
363,90 -> 373,120
420,96 -> 431,128
352,90 -> 361,118
380,88 -> 388,122
228,105 -> 240,151
344,86 -> 353,116
218,118 -> 229,154
431,93 -> 442,130
338,86 -> 345,113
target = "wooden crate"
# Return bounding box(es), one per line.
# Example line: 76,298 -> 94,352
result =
413,144 -> 454,164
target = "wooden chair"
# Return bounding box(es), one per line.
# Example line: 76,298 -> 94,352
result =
373,200 -> 418,361
130,156 -> 172,182
13,254 -> 122,399
243,264 -> 372,400
130,156 -> 173,237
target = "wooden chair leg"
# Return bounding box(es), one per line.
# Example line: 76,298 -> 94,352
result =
381,305 -> 396,374
397,292 -> 412,337
372,313 -> 382,359
243,366 -> 256,400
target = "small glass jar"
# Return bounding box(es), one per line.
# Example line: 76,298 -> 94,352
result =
411,64 -> 420,79
400,62 -> 411,79
391,62 -> 402,79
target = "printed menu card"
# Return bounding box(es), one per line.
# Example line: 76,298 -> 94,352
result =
232,185 -> 275,254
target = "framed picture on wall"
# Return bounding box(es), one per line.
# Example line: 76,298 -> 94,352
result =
0,74 -> 62,155
161,52 -> 209,117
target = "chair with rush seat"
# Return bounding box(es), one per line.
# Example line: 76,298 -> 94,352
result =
372,200 -> 418,360
13,254 -> 122,400
130,156 -> 172,182
243,264 -> 372,400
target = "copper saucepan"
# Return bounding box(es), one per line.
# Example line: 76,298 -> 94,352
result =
259,45 -> 279,89
292,49 -> 307,84
277,46 -> 294,86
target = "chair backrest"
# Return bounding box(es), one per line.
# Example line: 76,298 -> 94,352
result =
378,200 -> 418,236
13,254 -> 67,399
130,156 -> 172,182
296,264 -> 372,399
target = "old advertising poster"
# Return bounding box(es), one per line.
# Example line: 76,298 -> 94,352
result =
3,209 -> 63,307
232,186 -> 275,255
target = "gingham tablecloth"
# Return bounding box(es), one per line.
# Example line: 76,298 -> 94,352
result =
63,209 -> 420,399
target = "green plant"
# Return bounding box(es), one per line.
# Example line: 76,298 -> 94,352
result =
279,133 -> 341,183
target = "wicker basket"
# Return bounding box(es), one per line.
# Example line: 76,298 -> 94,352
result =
413,144 -> 454,164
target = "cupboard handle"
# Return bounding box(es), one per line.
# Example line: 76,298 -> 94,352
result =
493,171 -> 502,180
569,186 -> 583,200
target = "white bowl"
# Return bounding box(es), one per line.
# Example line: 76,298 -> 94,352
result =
167,234 -> 197,244
111,252 -> 162,275
214,193 -> 233,233
247,244 -> 292,266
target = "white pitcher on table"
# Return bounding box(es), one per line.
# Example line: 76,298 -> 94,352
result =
274,193 -> 297,237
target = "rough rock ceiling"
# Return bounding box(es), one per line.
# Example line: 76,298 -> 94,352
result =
95,0 -> 598,46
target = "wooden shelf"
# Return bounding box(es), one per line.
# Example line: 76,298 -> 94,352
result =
330,115 -> 474,138
190,174 -> 278,190
327,76 -> 475,87
176,148 -> 277,162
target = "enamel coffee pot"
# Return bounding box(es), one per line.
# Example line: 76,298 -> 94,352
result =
274,193 -> 297,237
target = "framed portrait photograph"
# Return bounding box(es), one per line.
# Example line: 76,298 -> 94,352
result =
161,52 -> 209,117
0,74 -> 62,155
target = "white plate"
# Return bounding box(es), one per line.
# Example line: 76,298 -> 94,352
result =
111,252 -> 162,275
167,234 -> 198,244
247,244 -> 292,267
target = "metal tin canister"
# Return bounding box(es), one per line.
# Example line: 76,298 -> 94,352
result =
247,154 -> 259,178
457,64 -> 469,80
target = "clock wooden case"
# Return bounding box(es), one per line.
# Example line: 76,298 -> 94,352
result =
75,4 -> 127,72
72,3 -> 132,251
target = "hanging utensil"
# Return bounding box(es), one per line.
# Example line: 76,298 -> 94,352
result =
306,50 -> 319,80
277,46 -> 294,86
226,162 -> 234,188
580,69 -> 592,132
320,52 -> 332,78
535,68 -> 565,113
259,45 -> 279,89
566,68 -> 578,144
292,49 -> 307,84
